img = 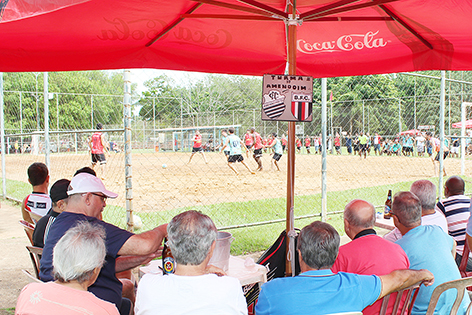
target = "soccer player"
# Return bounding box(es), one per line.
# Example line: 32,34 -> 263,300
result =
89,123 -> 109,180
221,128 -> 255,175
426,132 -> 449,176
358,132 -> 368,160
188,129 -> 208,164
266,133 -> 283,171
250,127 -> 264,171
305,136 -> 311,154
244,129 -> 254,158
215,129 -> 231,159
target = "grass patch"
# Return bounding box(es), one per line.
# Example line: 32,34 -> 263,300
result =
6,176 -> 472,256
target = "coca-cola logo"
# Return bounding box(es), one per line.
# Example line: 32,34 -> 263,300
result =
297,30 -> 388,54
97,18 -> 232,49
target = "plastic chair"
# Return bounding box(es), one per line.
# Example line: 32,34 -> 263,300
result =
425,276 -> 472,315
379,283 -> 420,315
459,239 -> 472,278
19,219 -> 35,245
22,269 -> 43,283
26,245 -> 43,279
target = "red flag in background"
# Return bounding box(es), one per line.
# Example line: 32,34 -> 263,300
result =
329,91 -> 333,101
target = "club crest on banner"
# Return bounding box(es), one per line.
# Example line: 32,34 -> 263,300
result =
261,74 -> 313,122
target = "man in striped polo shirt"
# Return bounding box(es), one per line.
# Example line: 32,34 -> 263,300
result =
436,176 -> 472,270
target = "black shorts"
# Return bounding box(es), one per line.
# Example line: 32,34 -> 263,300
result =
91,153 -> 106,164
360,144 -> 367,152
228,154 -> 244,163
246,144 -> 253,150
192,147 -> 203,153
254,149 -> 263,158
224,150 -> 230,156
273,153 -> 282,161
435,151 -> 449,161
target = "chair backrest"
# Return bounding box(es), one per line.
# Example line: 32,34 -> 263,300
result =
379,283 -> 420,315
425,276 -> 472,315
21,269 -> 43,283
26,245 -> 43,279
459,238 -> 472,278
19,219 -> 35,245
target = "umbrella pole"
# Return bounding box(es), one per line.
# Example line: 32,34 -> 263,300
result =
285,4 -> 297,277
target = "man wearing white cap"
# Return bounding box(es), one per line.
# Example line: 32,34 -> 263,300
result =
39,173 -> 167,315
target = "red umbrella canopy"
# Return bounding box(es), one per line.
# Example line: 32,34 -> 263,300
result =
0,0 -> 471,75
452,120 -> 472,129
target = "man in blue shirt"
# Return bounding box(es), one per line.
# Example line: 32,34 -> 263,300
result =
255,221 -> 434,315
392,191 -> 470,315
39,173 -> 168,315
221,127 -> 255,175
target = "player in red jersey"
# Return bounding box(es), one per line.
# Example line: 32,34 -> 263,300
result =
244,129 -> 254,158
296,137 -> 302,153
89,123 -> 109,179
188,129 -> 208,164
305,136 -> 311,154
281,135 -> 287,152
250,127 -> 264,171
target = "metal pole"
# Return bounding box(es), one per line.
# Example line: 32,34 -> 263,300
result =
330,100 -> 334,154
438,71 -> 446,199
34,73 -> 39,131
362,100 -> 365,132
448,71 -> 451,136
123,70 -> 134,232
153,98 -> 156,150
285,3 -> 297,278
44,73 -> 50,168
0,73 -> 5,197
414,78 -> 417,129
461,102 -> 467,175
321,78 -> 328,222
20,92 -> 23,149
56,94 -> 60,152
91,95 -> 94,129
398,99 -> 402,133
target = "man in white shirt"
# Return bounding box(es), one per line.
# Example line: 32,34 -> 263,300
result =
415,134 -> 425,157
135,210 -> 247,315
384,179 -> 447,242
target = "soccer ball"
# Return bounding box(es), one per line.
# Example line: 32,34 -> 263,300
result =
133,214 -> 143,230
162,164 -> 167,169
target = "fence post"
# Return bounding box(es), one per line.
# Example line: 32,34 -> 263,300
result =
123,70 -> 134,232
461,102 -> 466,175
321,78 -> 328,222
398,99 -> 402,133
44,72 -> 50,168
438,71 -> 446,199
0,73 -> 5,198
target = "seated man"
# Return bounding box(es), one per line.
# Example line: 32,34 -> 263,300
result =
135,210 -> 247,315
436,176 -> 472,270
21,162 -> 52,224
40,173 -> 167,315
392,191 -> 470,315
255,221 -> 434,315
385,179 -> 447,242
32,179 -> 70,248
17,221 -> 119,314
332,199 -> 410,315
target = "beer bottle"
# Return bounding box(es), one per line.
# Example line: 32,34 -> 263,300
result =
162,237 -> 175,274
384,190 -> 392,219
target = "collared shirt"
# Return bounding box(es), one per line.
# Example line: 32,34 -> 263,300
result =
353,228 -> 376,240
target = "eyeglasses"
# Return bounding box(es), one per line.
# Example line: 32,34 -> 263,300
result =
91,192 -> 107,202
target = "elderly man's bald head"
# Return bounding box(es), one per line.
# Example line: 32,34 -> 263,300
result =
344,199 -> 376,229
445,176 -> 465,197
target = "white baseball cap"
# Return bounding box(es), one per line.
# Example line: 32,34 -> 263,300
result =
67,173 -> 118,198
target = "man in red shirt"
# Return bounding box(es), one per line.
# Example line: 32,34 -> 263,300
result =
305,136 -> 311,154
244,129 -> 254,158
332,199 -> 410,315
250,127 -> 263,171
89,123 -> 109,180
188,129 -> 208,164
334,133 -> 341,155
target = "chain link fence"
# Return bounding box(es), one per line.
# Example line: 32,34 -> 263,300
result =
2,71 -> 472,254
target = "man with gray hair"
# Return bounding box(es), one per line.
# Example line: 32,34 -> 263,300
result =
392,191 -> 469,315
256,220 -> 434,315
332,199 -> 410,315
40,173 -> 167,315
135,210 -> 247,315
385,179 -> 447,242
16,221 -> 119,314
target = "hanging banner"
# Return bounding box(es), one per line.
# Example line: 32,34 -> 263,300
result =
261,74 -> 313,122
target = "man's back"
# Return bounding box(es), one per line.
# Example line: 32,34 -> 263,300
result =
436,195 -> 471,256
396,225 -> 469,315
255,270 -> 381,315
332,233 -> 409,315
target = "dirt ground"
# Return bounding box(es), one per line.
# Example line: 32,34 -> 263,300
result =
2,151 -> 471,214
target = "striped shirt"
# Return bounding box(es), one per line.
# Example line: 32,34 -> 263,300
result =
436,195 -> 471,256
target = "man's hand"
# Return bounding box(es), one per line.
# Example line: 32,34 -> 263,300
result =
419,269 -> 434,287
206,264 -> 227,277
